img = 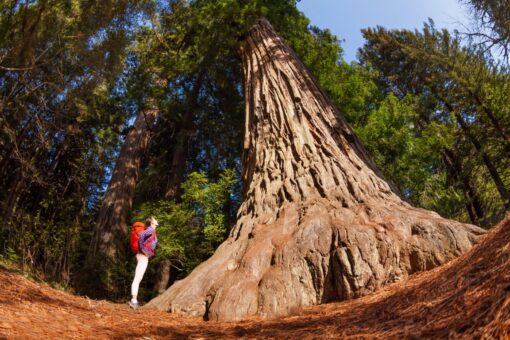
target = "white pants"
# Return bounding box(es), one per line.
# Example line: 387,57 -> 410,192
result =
131,253 -> 149,299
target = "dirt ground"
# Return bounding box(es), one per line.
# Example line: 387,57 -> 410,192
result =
1,216 -> 509,339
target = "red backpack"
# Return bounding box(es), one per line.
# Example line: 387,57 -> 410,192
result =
130,222 -> 146,253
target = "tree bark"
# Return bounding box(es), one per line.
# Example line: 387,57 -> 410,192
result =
154,259 -> 172,295
164,72 -> 204,199
145,18 -> 486,321
85,104 -> 157,296
151,73 -> 204,294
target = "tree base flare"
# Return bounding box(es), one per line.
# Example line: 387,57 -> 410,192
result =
145,199 -> 484,320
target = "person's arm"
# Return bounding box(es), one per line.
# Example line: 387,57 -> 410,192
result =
151,234 -> 158,253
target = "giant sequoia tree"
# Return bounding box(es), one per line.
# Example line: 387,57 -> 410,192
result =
145,19 -> 485,320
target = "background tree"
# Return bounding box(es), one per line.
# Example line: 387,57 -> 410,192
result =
0,0 -> 153,283
360,22 -> 509,225
85,97 -> 158,297
463,0 -> 510,60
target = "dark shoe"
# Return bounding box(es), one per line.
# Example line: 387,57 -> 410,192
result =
128,300 -> 139,310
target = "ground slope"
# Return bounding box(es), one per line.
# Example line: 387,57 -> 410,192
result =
0,216 -> 508,339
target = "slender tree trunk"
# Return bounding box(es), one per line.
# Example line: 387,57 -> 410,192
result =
2,171 -> 23,221
436,95 -> 509,210
19,0 -> 47,67
85,104 -> 157,297
0,118 -> 32,176
416,120 -> 485,224
151,73 -> 205,294
468,88 -> 510,150
451,109 -> 510,209
164,72 -> 204,199
145,18 -> 485,321
441,148 -> 484,224
154,259 -> 172,295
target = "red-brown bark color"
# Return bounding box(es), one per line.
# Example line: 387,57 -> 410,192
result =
144,19 -> 485,321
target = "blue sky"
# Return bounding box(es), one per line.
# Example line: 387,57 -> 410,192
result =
296,0 -> 472,62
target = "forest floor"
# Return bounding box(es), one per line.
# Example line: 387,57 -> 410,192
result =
1,215 -> 509,339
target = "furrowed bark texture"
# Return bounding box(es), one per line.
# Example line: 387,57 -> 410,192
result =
145,19 -> 486,320
86,107 -> 157,296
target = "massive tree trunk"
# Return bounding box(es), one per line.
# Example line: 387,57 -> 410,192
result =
145,19 -> 486,321
85,104 -> 157,296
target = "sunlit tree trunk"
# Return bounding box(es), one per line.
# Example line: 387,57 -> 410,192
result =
85,104 -> 157,296
152,73 -> 205,294
145,18 -> 485,321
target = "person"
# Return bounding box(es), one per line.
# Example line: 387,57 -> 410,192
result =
128,216 -> 158,310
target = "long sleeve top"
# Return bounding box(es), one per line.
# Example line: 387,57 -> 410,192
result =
138,226 -> 157,258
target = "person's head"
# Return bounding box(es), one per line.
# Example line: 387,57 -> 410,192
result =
146,216 -> 159,228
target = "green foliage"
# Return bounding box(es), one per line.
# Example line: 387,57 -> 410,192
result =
0,0 -> 154,284
356,94 -> 418,192
2,247 -> 19,263
359,21 -> 509,226
132,168 -> 237,273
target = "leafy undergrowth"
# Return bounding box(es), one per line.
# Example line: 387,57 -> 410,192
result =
1,216 -> 509,339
